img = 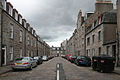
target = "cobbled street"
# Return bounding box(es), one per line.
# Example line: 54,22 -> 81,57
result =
0,57 -> 120,80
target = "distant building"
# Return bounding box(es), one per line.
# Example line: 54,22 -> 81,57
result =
51,47 -> 64,56
61,39 -> 67,54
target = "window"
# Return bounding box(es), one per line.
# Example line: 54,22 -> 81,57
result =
98,17 -> 101,24
20,48 -> 22,57
24,22 -> 26,28
86,49 -> 90,56
31,51 -> 33,57
94,20 -> 97,27
107,46 -> 110,56
92,48 -> 95,56
31,38 -> 33,46
98,31 -> 101,41
27,36 -> 30,45
20,30 -> 23,42
10,46 -> 13,60
15,12 -> 18,21
35,40 -> 36,47
98,47 -> 101,56
10,24 -> 14,39
92,35 -> 95,44
9,6 -> 13,16
87,37 -> 90,46
27,50 -> 30,56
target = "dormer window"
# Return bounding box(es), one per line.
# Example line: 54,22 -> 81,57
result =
7,2 -> 13,16
18,14 -> 22,24
32,30 -> 34,34
94,20 -> 97,27
98,17 -> 101,24
13,9 -> 18,21
2,0 -> 7,10
22,19 -> 26,28
28,27 -> 30,31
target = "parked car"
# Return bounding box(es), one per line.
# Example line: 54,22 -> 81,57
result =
65,54 -> 71,59
33,56 -> 43,65
92,55 -> 116,72
75,56 -> 91,66
42,56 -> 48,61
48,55 -> 54,60
11,57 -> 37,70
70,56 -> 77,63
67,56 -> 72,61
61,55 -> 65,58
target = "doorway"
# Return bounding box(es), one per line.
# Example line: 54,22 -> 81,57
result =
1,46 -> 6,65
112,45 -> 116,57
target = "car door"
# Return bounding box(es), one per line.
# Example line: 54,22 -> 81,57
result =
30,58 -> 35,67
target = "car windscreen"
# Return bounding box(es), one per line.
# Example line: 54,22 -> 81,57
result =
34,57 -> 39,59
15,57 -> 29,61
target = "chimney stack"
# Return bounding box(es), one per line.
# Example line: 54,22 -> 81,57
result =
95,0 -> 113,14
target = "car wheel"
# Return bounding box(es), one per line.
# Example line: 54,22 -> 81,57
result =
29,65 -> 32,70
12,68 -> 16,71
76,62 -> 79,66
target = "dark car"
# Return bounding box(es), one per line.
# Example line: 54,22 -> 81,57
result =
33,56 -> 43,65
92,55 -> 116,72
75,56 -> 91,66
70,56 -> 77,63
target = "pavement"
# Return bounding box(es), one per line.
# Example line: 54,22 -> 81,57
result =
0,65 -> 12,75
114,67 -> 120,75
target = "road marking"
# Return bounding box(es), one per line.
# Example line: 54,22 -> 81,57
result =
57,64 -> 60,68
57,63 -> 60,80
57,70 -> 59,80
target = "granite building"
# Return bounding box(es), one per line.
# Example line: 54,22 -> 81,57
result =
0,0 -> 50,67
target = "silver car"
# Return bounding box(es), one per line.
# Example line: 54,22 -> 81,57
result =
42,56 -> 48,61
11,57 -> 37,70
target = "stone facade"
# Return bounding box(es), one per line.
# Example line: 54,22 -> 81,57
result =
117,0 -> 120,66
61,39 -> 67,54
63,0 -> 117,60
0,0 -> 50,66
51,47 -> 64,56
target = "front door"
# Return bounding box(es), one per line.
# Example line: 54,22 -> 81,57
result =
2,47 -> 6,65
112,45 -> 116,57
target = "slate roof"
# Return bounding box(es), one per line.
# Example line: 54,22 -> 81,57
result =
102,9 -> 117,23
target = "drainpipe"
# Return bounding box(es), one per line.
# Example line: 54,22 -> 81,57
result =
0,2 -> 3,67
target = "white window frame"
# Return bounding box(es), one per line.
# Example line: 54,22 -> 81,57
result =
20,30 -> 23,42
9,6 -> 13,16
15,12 -> 18,21
31,38 -> 33,46
27,50 -> 30,57
10,46 -> 13,61
20,48 -> 23,57
27,36 -> 30,45
10,23 -> 14,39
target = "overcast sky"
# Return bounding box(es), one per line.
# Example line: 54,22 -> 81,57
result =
7,0 -> 116,47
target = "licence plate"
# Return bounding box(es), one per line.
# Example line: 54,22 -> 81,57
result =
16,63 -> 22,65
84,60 -> 88,61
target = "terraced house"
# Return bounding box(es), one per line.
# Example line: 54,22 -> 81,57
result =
63,0 -> 119,64
0,0 -> 50,67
